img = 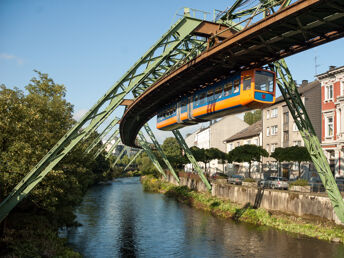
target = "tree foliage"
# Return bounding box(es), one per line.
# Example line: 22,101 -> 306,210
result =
244,110 -> 262,125
0,71 -> 111,228
228,144 -> 268,177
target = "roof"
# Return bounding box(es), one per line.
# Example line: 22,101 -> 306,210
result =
224,120 -> 262,142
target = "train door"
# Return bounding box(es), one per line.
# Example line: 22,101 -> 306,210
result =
176,101 -> 182,124
187,96 -> 193,120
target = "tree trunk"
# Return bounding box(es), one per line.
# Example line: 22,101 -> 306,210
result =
248,162 -> 251,178
298,161 -> 301,179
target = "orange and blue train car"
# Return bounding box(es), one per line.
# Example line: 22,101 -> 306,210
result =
157,68 -> 276,131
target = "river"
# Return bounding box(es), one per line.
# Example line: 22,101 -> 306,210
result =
67,177 -> 344,257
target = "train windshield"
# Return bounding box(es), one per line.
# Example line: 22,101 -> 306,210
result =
255,70 -> 274,92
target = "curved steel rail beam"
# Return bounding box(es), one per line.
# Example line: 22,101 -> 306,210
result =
120,0 -> 344,147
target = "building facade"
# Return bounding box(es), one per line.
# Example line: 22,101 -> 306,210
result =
317,66 -> 344,177
262,80 -> 321,178
224,120 -> 263,177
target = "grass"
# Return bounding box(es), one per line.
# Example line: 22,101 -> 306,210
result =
141,175 -> 344,244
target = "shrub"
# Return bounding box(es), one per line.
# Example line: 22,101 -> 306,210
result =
244,178 -> 256,182
290,179 -> 309,186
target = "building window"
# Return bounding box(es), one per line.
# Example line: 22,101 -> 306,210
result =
266,144 -> 270,153
326,116 -> 334,137
236,142 -> 240,147
271,143 -> 277,153
271,125 -> 278,135
271,108 -> 278,118
341,81 -> 344,96
325,85 -> 334,101
266,110 -> 270,119
293,140 -> 302,146
293,122 -> 298,131
228,143 -> 233,151
266,127 -> 270,136
246,140 -> 251,145
283,131 -> 289,143
253,139 -> 258,145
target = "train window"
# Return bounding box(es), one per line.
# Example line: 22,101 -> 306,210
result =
243,76 -> 252,90
194,94 -> 199,106
181,100 -> 187,113
255,70 -> 274,92
207,89 -> 214,101
199,92 -> 206,105
234,80 -> 240,93
215,86 -> 223,99
224,82 -> 233,96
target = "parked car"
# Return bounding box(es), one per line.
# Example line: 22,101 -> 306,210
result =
270,177 -> 289,190
211,172 -> 228,180
228,174 -> 244,185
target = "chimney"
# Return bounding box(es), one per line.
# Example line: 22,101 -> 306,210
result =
302,80 -> 308,85
329,65 -> 336,71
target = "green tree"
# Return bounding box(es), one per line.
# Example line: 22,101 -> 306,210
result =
161,137 -> 186,168
284,146 -> 311,179
228,144 -> 268,178
244,110 -> 262,125
270,147 -> 288,178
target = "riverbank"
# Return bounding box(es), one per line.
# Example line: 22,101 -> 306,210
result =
141,175 -> 344,243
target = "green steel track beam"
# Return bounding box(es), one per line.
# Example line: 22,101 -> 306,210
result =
124,149 -> 143,171
143,124 -> 180,183
270,59 -> 344,223
0,16 -> 203,222
94,129 -> 119,159
138,132 -> 167,178
85,117 -> 119,154
172,129 -> 211,190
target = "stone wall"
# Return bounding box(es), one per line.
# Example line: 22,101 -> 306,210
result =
165,172 -> 343,224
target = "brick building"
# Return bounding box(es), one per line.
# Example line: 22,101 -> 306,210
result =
317,66 -> 344,177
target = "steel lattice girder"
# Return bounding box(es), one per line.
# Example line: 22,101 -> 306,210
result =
94,128 -> 119,159
172,129 -> 211,190
143,124 -> 180,183
0,16 -> 204,223
124,149 -> 143,171
138,132 -> 167,178
86,117 -> 119,154
111,146 -> 130,167
105,137 -> 121,160
270,59 -> 344,223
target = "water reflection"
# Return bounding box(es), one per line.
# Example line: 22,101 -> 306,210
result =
68,177 -> 344,258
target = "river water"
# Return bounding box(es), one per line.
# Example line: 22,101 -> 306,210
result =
67,177 -> 344,258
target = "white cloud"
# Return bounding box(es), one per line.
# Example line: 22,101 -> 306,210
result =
0,53 -> 24,65
73,109 -> 88,121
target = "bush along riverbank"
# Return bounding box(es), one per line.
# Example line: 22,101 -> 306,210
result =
141,175 -> 344,244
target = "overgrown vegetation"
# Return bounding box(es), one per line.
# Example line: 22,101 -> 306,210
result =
141,176 -> 344,243
0,72 -> 114,256
289,179 -> 309,186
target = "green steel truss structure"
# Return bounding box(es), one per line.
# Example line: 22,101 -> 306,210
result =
124,149 -> 143,171
271,60 -> 344,222
1,0 -> 344,224
0,16 -> 207,222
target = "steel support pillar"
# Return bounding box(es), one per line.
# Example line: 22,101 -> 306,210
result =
172,129 -> 211,190
124,149 -> 143,171
111,146 -> 129,168
138,132 -> 167,178
85,117 -> 119,154
105,138 -> 121,159
270,59 -> 344,223
143,124 -> 180,182
94,129 -> 119,159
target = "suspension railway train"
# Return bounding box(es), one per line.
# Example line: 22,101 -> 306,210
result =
156,68 -> 276,131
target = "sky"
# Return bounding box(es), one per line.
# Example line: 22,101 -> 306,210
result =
1,0 -> 344,143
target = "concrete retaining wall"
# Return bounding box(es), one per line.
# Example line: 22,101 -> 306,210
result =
165,172 -> 343,224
